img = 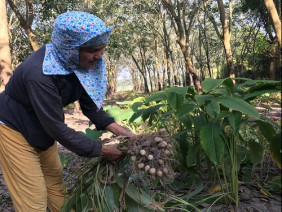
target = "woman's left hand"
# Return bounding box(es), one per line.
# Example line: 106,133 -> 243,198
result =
105,122 -> 135,137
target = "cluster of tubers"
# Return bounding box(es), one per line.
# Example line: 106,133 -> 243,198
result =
118,128 -> 176,184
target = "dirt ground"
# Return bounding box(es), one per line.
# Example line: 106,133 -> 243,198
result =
0,95 -> 281,212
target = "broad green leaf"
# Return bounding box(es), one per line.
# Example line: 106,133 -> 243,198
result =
255,120 -> 277,141
186,143 -> 201,167
145,91 -> 166,103
104,186 -> 119,212
165,87 -> 188,110
173,131 -> 190,169
213,87 -> 229,95
132,102 -> 144,111
228,111 -> 242,134
238,79 -> 280,87
222,78 -> 234,93
179,115 -> 192,128
263,175 -> 281,192
234,77 -> 252,81
59,154 -> 71,168
195,95 -> 213,105
155,110 -> 175,127
200,123 -> 225,165
103,105 -> 112,111
175,103 -> 199,118
215,111 -> 231,122
247,81 -> 281,93
190,115 -> 208,130
202,78 -> 225,93
243,89 -> 279,100
116,101 -> 131,105
127,196 -> 151,212
260,115 -> 281,130
107,106 -> 121,118
141,104 -> 165,122
114,109 -> 134,121
80,128 -> 102,140
187,86 -> 196,96
270,132 -> 281,169
129,109 -> 144,122
130,97 -> 145,106
116,177 -> 164,211
206,100 -> 220,118
215,96 -> 260,118
249,141 -> 264,167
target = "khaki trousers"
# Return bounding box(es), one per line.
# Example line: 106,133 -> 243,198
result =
0,124 -> 67,212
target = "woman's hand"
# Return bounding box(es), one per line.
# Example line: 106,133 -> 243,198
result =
105,122 -> 135,137
100,144 -> 124,163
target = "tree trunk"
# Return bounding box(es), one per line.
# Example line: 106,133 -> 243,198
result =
7,0 -> 40,51
217,0 -> 235,78
198,20 -> 204,80
263,0 -> 281,49
130,66 -> 139,92
154,35 -> 162,91
162,10 -> 171,87
203,14 -> 212,78
162,53 -> 167,89
106,57 -> 118,96
132,55 -> 149,94
165,50 -> 171,87
148,67 -> 153,92
204,0 -> 235,79
0,0 -> 12,91
169,47 -> 178,86
269,48 -> 277,80
162,0 -> 202,93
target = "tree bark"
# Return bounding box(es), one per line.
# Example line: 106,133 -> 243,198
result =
106,58 -> 118,96
130,66 -> 139,92
162,10 -> 171,87
204,0 -> 234,79
0,0 -> 13,91
203,13 -> 212,78
263,0 -> 281,49
154,34 -> 162,91
7,0 -> 40,51
132,55 -> 149,94
161,0 -> 202,93
217,0 -> 235,78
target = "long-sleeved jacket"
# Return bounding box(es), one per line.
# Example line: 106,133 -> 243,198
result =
0,46 -> 115,157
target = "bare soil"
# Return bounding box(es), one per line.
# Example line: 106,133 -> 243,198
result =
0,93 -> 281,212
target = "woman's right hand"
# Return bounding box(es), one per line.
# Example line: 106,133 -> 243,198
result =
100,144 -> 124,163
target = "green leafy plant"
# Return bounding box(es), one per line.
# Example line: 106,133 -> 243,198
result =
129,78 -> 281,208
59,154 -> 72,168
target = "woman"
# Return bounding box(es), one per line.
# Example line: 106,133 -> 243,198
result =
0,11 -> 132,212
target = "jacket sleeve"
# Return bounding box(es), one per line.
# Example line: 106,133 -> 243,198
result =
79,89 -> 115,130
25,79 -> 102,157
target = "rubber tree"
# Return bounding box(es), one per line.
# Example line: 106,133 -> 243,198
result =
263,0 -> 281,49
204,0 -> 235,79
7,0 -> 40,51
161,0 -> 202,93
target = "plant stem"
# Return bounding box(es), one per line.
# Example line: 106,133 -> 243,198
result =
230,135 -> 239,208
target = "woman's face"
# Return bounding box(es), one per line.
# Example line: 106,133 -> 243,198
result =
79,44 -> 107,69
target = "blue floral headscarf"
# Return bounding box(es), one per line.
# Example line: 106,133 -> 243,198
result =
43,11 -> 114,109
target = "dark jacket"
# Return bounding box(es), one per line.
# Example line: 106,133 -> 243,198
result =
0,46 -> 115,157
